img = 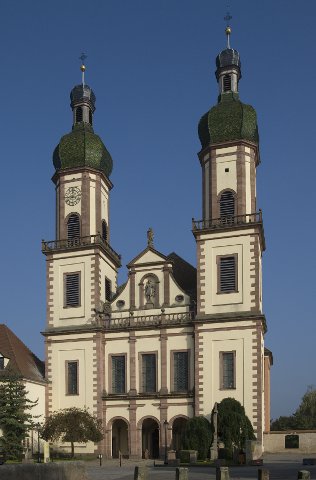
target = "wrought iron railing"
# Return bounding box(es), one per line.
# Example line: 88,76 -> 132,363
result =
42,234 -> 121,264
96,311 -> 195,329
192,211 -> 262,231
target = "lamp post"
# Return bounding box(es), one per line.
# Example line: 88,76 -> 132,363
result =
36,423 -> 41,463
163,420 -> 169,465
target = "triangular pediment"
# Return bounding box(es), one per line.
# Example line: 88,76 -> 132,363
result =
127,246 -> 167,267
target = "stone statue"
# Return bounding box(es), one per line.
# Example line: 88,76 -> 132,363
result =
93,300 -> 111,325
145,279 -> 155,303
147,227 -> 154,248
210,402 -> 218,460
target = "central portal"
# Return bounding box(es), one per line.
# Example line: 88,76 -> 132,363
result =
141,418 -> 160,459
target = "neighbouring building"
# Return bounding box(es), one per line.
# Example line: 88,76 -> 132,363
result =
42,25 -> 272,458
0,324 -> 46,453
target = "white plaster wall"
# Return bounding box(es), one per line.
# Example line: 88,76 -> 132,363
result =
199,324 -> 256,426
169,276 -> 190,307
199,228 -> 258,314
101,180 -> 109,226
50,337 -> 95,413
25,380 -> 46,422
205,162 -> 209,220
105,339 -> 130,393
89,180 -> 96,236
99,251 -> 118,302
245,158 -> 251,214
134,335 -> 161,393
63,175 -> 83,218
216,156 -> 237,195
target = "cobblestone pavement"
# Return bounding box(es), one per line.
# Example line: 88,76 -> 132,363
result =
84,455 -> 316,480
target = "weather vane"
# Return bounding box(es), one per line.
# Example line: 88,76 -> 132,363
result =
224,8 -> 232,49
79,52 -> 87,86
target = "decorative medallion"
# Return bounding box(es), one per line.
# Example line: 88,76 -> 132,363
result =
65,186 -> 81,206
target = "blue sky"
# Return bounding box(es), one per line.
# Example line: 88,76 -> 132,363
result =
0,0 -> 315,419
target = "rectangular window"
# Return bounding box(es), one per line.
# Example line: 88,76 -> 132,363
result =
218,255 -> 237,293
105,277 -> 112,302
141,354 -> 156,393
173,351 -> 189,392
111,355 -> 126,394
64,272 -> 80,307
220,351 -> 236,389
66,361 -> 78,395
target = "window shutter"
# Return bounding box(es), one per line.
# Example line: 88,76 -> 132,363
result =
65,273 -> 80,307
220,191 -> 235,218
220,256 -> 236,292
76,107 -> 83,123
223,75 -> 231,92
102,221 -> 108,242
112,356 -> 125,393
67,214 -> 80,240
222,352 -> 235,389
174,352 -> 188,392
142,354 -> 156,392
105,278 -> 112,301
67,361 -> 78,394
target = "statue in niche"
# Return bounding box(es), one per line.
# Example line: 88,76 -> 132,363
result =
145,278 -> 156,304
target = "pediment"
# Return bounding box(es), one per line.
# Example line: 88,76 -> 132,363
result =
127,246 -> 167,267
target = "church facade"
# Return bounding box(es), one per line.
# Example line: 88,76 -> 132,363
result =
42,27 -> 272,458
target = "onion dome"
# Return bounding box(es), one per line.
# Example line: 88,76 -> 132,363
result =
53,62 -> 113,178
198,92 -> 259,148
198,25 -> 259,149
53,123 -> 113,177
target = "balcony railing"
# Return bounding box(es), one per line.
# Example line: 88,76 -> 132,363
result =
192,211 -> 262,231
95,311 -> 195,329
42,234 -> 121,265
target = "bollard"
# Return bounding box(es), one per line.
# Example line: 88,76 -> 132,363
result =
258,468 -> 269,480
134,465 -> 148,480
298,471 -> 311,480
176,467 -> 188,480
216,466 -> 230,480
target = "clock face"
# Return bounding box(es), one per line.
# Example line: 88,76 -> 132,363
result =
65,186 -> 82,206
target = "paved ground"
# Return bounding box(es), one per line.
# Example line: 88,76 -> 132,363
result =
84,454 -> 316,480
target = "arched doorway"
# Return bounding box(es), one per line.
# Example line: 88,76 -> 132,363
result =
142,418 -> 160,459
112,419 -> 129,458
172,417 -> 188,452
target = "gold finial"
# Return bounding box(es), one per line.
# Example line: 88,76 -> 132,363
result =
79,52 -> 87,86
224,10 -> 232,49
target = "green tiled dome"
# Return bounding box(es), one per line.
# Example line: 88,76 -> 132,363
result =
198,92 -> 259,149
53,123 -> 113,177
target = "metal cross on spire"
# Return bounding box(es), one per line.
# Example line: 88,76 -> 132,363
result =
224,10 -> 232,49
79,52 -> 87,86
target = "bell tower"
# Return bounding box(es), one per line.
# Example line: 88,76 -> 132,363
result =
192,25 -> 267,444
42,59 -> 121,450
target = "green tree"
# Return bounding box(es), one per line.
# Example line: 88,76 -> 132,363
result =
0,373 -> 38,460
215,398 -> 255,457
41,407 -> 104,457
182,416 -> 212,460
271,386 -> 316,431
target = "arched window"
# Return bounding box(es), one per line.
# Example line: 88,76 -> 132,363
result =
89,110 -> 93,125
223,74 -> 231,92
76,106 -> 83,123
220,190 -> 235,218
102,220 -> 108,242
67,213 -> 80,240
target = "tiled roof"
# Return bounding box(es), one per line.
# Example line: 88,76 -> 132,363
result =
167,252 -> 197,301
0,324 -> 45,383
